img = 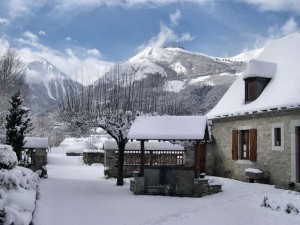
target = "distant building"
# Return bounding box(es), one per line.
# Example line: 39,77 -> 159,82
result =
23,137 -> 49,171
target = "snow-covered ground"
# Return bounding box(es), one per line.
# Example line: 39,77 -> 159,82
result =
60,138 -> 87,155
33,146 -> 300,225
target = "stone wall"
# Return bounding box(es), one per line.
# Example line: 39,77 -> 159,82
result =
83,152 -> 104,165
193,179 -> 222,197
130,177 -> 145,195
104,150 -> 140,178
144,167 -> 195,196
184,144 -> 195,167
207,109 -> 300,186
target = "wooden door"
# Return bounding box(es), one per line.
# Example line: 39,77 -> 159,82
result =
195,142 -> 206,178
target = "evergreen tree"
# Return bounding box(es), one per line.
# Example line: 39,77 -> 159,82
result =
5,91 -> 31,161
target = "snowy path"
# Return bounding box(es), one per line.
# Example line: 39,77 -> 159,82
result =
33,147 -> 300,225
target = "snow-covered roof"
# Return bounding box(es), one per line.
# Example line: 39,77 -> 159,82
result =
102,139 -> 184,151
127,116 -> 207,140
207,32 -> 300,119
242,59 -> 277,79
23,137 -> 49,149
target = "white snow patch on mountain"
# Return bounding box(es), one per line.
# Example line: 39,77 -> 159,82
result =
164,80 -> 186,93
189,75 -> 211,85
129,47 -> 173,63
170,62 -> 187,74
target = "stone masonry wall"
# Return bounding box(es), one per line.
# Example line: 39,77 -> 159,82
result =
83,152 -> 104,165
193,179 -> 222,197
207,110 -> 300,186
104,150 -> 139,178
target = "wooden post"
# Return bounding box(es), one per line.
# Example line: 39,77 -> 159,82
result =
140,140 -> 145,176
149,151 -> 153,166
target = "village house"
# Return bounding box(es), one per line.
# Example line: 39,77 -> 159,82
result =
126,116 -> 222,197
23,137 -> 49,171
206,32 -> 300,190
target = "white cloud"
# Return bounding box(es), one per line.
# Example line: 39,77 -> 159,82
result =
267,17 -> 298,39
280,17 -> 298,35
0,18 -> 9,25
0,35 -> 112,85
86,48 -> 101,57
238,0 -> 300,14
65,36 -> 72,41
0,38 -> 10,53
243,17 -> 299,53
38,30 -> 46,36
5,0 -> 46,19
139,23 -> 195,50
22,31 -> 39,43
50,0 -> 212,18
170,9 -> 181,27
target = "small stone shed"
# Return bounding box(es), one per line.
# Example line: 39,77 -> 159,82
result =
127,116 -> 222,197
23,137 -> 49,171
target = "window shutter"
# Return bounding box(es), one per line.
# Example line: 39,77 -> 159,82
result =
249,129 -> 257,162
232,129 -> 238,160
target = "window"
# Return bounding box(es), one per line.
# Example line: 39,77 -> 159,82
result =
274,128 -> 281,146
245,79 -> 257,102
245,77 -> 271,103
232,129 -> 257,162
241,130 -> 250,159
272,123 -> 284,151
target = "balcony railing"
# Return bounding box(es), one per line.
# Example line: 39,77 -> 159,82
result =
116,150 -> 185,166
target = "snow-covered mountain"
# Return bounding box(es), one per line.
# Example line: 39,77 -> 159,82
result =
96,46 -> 250,114
26,58 -> 83,114
123,46 -> 245,80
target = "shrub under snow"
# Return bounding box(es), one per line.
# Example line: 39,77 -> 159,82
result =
0,166 -> 39,225
0,167 -> 39,191
0,145 -> 18,170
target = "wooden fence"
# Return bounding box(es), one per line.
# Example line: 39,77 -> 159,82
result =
116,150 -> 185,166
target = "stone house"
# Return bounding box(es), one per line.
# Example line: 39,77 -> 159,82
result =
206,32 -> 300,189
23,137 -> 49,171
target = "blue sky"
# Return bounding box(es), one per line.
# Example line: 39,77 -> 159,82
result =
0,0 -> 299,84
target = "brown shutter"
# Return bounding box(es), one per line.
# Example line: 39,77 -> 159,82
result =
232,129 -> 238,160
249,129 -> 257,162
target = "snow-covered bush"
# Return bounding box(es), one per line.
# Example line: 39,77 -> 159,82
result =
0,145 -> 18,170
0,166 -> 39,225
261,196 -> 299,215
0,167 -> 39,191
0,189 -> 6,210
286,203 -> 299,214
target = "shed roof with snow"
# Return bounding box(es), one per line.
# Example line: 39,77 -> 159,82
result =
101,139 -> 184,151
207,32 -> 300,119
127,116 -> 207,141
23,137 -> 49,149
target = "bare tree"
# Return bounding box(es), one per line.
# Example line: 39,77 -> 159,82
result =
57,64 -> 190,185
0,49 -> 26,127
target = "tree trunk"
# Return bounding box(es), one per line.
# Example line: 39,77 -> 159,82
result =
117,141 -> 125,186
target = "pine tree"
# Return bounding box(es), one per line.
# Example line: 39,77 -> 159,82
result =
5,91 -> 31,161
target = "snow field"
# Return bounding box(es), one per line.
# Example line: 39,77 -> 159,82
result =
33,145 -> 300,225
